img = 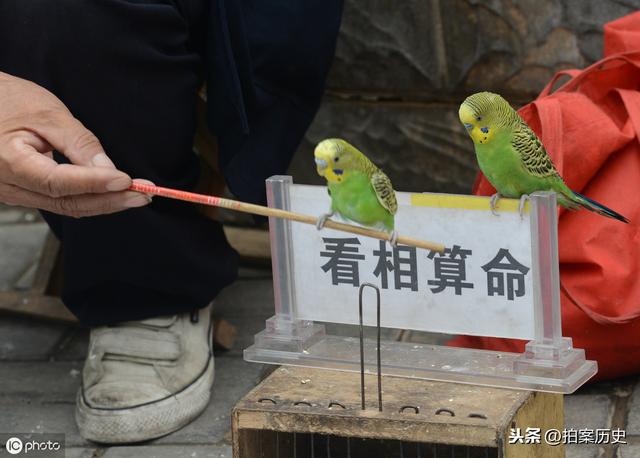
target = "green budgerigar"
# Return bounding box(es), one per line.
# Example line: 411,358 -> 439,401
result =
459,92 -> 629,223
314,138 -> 399,244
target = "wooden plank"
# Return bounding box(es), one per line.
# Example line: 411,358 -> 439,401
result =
223,226 -> 270,265
0,292 -> 75,322
235,410 -> 501,447
234,410 -> 262,458
0,291 -> 238,351
232,409 -> 241,458
213,318 -> 238,351
30,232 -> 60,294
233,366 -> 531,447
503,392 -> 564,458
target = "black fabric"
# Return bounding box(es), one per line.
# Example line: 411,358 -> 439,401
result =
0,0 -> 342,326
207,1 -> 344,204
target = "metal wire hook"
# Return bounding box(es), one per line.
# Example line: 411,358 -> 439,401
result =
358,282 -> 382,412
399,405 -> 420,414
328,401 -> 346,409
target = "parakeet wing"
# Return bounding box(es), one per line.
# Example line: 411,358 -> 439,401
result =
370,171 -> 397,215
511,121 -> 560,179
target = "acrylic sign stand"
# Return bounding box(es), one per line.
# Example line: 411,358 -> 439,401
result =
244,176 -> 597,393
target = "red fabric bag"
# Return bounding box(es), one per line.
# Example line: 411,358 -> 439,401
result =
448,13 -> 640,381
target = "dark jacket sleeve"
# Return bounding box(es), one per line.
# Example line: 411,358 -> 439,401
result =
206,0 -> 344,205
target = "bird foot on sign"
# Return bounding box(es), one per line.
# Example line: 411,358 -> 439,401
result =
489,193 -> 502,216
388,230 -> 399,247
316,212 -> 335,230
518,195 -> 530,220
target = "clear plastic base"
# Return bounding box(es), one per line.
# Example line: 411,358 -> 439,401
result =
249,177 -> 598,393
245,320 -> 597,394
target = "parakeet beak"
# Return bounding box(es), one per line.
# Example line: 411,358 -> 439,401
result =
459,103 -> 475,132
315,157 -> 328,175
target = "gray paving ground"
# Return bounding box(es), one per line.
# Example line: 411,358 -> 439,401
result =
0,205 -> 638,458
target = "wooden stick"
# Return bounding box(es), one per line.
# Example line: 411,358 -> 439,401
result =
130,182 -> 446,253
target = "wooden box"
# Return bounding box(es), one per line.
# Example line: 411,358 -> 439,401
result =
232,366 -> 564,458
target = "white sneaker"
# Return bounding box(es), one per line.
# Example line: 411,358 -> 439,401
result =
75,304 -> 214,443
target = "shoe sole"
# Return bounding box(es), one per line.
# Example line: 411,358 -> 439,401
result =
75,356 -> 214,444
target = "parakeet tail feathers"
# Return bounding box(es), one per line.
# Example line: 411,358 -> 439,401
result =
571,192 -> 629,223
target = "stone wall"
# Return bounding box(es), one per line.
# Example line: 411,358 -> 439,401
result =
288,0 -> 640,193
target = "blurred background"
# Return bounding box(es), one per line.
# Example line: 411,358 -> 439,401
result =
288,0 -> 639,194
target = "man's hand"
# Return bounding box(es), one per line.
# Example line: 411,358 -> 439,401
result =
0,72 -> 151,217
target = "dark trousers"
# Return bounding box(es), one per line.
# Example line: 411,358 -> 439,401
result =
0,1 -> 342,326
0,1 -> 238,326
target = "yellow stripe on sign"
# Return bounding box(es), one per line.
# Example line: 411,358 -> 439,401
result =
410,193 -> 530,213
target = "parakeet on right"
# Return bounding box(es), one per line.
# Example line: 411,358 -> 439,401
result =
459,91 -> 629,223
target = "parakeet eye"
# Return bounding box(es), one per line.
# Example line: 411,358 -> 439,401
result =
334,156 -> 339,162
476,116 -> 482,121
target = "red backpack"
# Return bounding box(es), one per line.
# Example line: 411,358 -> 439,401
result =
448,12 -> 640,381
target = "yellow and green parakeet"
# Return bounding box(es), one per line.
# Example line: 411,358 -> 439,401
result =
314,138 -> 399,244
459,92 -> 629,223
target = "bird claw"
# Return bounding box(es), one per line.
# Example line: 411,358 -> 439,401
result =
316,212 -> 334,230
518,194 -> 530,220
388,230 -> 399,247
489,193 -> 502,216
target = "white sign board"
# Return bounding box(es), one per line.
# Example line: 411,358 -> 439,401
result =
289,185 -> 535,340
